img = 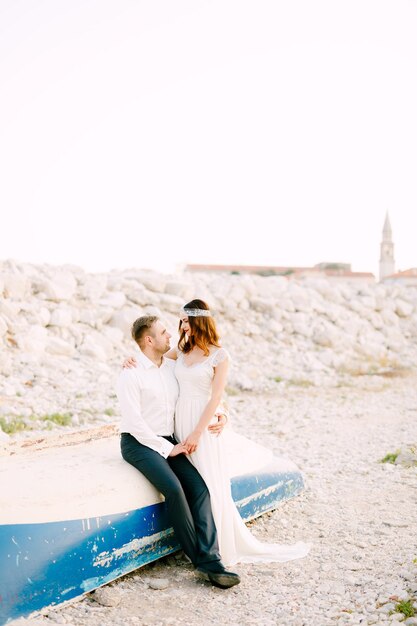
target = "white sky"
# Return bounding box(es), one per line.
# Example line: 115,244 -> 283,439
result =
1,0 -> 416,277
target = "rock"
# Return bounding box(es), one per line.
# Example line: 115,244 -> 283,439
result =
109,309 -> 141,338
39,271 -> 77,301
0,316 -> 7,337
91,586 -> 121,607
102,325 -> 124,345
15,326 -> 48,355
290,290 -> 314,312
78,274 -> 108,300
49,307 -> 73,328
2,271 -> 29,299
394,447 -> 417,468
0,352 -> 12,375
158,293 -> 185,314
99,292 -> 127,309
164,280 -> 191,298
381,308 -> 400,326
249,297 -> 277,316
395,300 -> 413,318
0,429 -> 10,442
136,272 -> 166,294
46,337 -> 75,357
148,578 -> 170,590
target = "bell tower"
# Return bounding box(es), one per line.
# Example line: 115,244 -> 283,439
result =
379,212 -> 395,281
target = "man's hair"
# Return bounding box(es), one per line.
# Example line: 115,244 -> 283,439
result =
131,315 -> 159,346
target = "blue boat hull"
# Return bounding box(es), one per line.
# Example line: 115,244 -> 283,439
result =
0,469 -> 303,624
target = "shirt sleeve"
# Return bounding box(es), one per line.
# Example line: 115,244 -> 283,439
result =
116,370 -> 174,458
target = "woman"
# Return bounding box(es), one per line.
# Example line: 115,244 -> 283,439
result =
125,299 -> 309,566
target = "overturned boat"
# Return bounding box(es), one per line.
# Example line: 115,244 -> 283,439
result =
0,425 -> 304,624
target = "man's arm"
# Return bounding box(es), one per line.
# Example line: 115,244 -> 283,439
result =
116,370 -> 174,458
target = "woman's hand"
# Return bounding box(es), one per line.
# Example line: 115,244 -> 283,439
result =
183,430 -> 202,454
208,413 -> 227,436
122,357 -> 137,369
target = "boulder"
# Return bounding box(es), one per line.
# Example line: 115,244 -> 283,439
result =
288,289 -> 314,313
312,323 -> 335,348
395,299 -> 413,318
165,280 -> 191,299
0,352 -> 12,376
249,297 -> 276,316
102,326 -> 124,346
2,272 -> 29,299
78,274 -> 108,300
109,308 -> 142,338
39,271 -> 77,301
136,272 -> 166,294
46,337 -> 75,357
158,293 -> 185,314
0,316 -> 7,337
367,312 -> 384,330
49,307 -> 73,328
1,297 -> 19,315
254,275 -> 288,299
37,306 -> 51,326
99,292 -> 127,309
380,308 -> 399,326
15,325 -> 48,356
79,331 -> 116,360
394,446 -> 417,468
289,312 -> 313,338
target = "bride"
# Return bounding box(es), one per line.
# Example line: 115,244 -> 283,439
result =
125,299 -> 309,566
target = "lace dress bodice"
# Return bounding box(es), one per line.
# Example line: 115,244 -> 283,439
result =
175,347 -> 229,405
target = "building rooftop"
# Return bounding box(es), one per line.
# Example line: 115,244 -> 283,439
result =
185,263 -> 375,279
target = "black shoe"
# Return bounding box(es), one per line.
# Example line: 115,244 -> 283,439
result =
196,565 -> 240,589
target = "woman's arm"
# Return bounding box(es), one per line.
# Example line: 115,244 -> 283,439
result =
164,347 -> 178,360
183,357 -> 229,453
122,347 -> 178,369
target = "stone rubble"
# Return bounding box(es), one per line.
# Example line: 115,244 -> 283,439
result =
2,260 -> 417,625
1,259 -> 417,437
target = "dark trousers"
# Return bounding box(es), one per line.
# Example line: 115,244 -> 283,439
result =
120,433 -> 221,567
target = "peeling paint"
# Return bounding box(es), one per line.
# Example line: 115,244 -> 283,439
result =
93,529 -> 174,568
0,464 -> 304,624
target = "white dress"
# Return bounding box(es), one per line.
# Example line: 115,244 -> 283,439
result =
174,348 -> 310,566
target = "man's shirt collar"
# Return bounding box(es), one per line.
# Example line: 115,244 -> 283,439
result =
137,349 -> 169,370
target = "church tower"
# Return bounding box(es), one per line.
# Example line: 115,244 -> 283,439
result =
379,212 -> 395,281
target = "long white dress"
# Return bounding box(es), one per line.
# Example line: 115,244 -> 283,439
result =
174,347 -> 310,566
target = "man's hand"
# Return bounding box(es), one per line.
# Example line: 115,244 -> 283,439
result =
122,357 -> 137,369
168,443 -> 189,457
208,413 -> 227,436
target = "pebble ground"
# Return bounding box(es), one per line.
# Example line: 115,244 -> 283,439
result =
10,374 -> 417,626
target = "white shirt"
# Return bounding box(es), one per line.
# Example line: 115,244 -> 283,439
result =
116,350 -> 179,458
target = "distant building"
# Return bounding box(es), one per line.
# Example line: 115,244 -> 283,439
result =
379,212 -> 395,281
185,262 -> 375,283
383,268 -> 417,286
185,212 -> 415,286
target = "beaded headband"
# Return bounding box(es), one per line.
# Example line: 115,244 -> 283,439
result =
181,307 -> 212,317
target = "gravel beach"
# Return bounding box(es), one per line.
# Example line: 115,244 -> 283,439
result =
2,262 -> 417,625
10,374 -> 417,626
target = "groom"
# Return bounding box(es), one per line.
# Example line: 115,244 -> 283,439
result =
116,315 -> 240,589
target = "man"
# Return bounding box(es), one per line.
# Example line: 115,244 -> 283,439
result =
116,315 -> 240,589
